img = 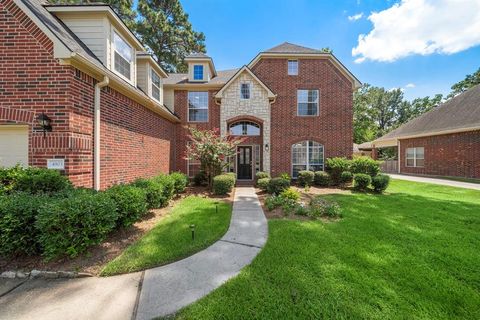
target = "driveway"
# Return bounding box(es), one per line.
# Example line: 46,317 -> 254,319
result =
389,174 -> 480,190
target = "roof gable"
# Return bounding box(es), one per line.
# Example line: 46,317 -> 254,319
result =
214,66 -> 276,100
264,42 -> 323,54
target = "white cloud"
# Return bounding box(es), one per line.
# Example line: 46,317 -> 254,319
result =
405,83 -> 415,88
348,13 -> 364,21
352,0 -> 480,63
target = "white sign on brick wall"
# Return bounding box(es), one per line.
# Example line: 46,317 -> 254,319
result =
47,159 -> 65,170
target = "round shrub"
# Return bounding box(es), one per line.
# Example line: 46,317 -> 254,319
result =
0,193 -> 49,256
255,171 -> 270,180
13,167 -> 72,194
371,174 -> 390,193
212,174 -> 235,195
309,197 -> 342,218
350,156 -> 381,177
131,178 -> 165,209
340,171 -> 353,184
326,157 -> 352,185
297,170 -> 314,187
267,177 -> 290,195
105,184 -> 148,227
280,187 -> 300,201
257,177 -> 270,191
170,172 -> 188,194
353,173 -> 371,191
314,171 -> 330,187
36,191 -> 118,259
154,174 -> 175,203
193,171 -> 208,186
279,172 -> 291,181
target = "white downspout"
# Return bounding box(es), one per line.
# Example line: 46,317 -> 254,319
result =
94,76 -> 109,190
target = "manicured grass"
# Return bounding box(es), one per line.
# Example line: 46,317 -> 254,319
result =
173,180 -> 480,319
101,196 -> 231,276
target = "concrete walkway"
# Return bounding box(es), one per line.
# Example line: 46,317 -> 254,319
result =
389,174 -> 480,190
0,187 -> 267,320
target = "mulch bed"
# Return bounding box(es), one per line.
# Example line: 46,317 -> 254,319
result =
0,186 -> 234,276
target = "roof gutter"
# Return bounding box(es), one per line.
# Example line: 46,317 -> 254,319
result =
374,125 -> 480,145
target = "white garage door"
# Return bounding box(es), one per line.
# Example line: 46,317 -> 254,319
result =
0,125 -> 29,168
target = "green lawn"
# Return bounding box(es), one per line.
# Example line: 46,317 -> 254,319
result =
172,180 -> 480,319
101,196 -> 232,276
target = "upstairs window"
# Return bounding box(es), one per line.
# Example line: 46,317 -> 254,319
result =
193,65 -> 204,80
188,91 -> 208,122
288,60 -> 298,75
240,83 -> 250,99
151,70 -> 161,102
406,147 -> 424,167
113,32 -> 132,80
229,121 -> 260,136
297,89 -> 319,116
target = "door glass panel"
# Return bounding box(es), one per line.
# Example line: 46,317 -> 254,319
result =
245,148 -> 250,164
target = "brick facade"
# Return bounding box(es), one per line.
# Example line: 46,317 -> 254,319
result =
399,130 -> 480,179
0,0 -> 175,189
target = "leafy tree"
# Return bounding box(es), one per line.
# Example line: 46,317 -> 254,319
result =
136,0 -> 206,72
185,127 -> 244,188
448,67 -> 480,98
397,94 -> 443,124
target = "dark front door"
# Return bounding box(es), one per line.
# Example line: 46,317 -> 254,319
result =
237,146 -> 252,180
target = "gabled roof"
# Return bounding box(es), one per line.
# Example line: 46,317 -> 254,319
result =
264,42 -> 324,54
375,84 -> 480,142
214,66 -> 276,100
184,52 -> 217,77
185,53 -> 210,59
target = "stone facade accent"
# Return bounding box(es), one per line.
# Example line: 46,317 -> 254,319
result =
218,71 -> 272,173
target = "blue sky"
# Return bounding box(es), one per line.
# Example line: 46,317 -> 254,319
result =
178,0 -> 480,100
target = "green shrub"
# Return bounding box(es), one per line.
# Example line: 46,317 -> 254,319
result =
0,165 -> 26,195
371,174 -> 390,193
193,170 -> 208,186
257,178 -> 270,191
13,167 -> 72,194
255,171 -> 270,180
0,193 -> 48,256
267,177 -> 290,194
281,198 -> 297,215
279,172 -> 291,181
309,197 -> 342,218
265,195 -> 283,211
294,203 -> 309,216
170,172 -> 188,194
105,184 -> 148,227
212,174 -> 235,195
326,157 -> 351,185
225,172 -> 236,183
131,178 -> 165,209
350,156 -> 381,177
297,170 -> 315,187
314,171 -> 330,187
353,173 -> 371,191
340,171 -> 354,184
154,174 -> 175,203
280,187 -> 300,201
36,191 -> 118,259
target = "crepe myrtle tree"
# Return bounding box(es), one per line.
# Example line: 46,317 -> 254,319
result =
185,127 -> 245,188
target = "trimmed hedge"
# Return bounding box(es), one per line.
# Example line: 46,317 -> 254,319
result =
267,177 -> 290,194
257,178 -> 270,191
131,178 -> 166,209
154,174 -> 175,203
297,170 -> 314,187
314,171 -> 330,187
213,174 -> 236,195
105,185 -> 148,227
12,167 -> 72,195
0,165 -> 25,195
255,171 -> 270,180
340,171 -> 353,184
326,157 -> 351,185
372,174 -> 390,193
36,191 -> 118,259
350,156 -> 381,177
170,172 -> 188,194
353,173 -> 371,191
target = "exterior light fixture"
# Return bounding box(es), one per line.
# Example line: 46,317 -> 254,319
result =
265,143 -> 269,152
190,224 -> 196,240
36,113 -> 52,138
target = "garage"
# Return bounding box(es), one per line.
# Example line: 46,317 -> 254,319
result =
0,125 -> 29,167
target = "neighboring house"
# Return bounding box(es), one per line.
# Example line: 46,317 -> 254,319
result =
0,0 -> 360,188
373,84 -> 480,179
353,142 -> 373,157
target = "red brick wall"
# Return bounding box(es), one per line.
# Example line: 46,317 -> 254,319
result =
250,58 -> 354,176
400,131 -> 480,179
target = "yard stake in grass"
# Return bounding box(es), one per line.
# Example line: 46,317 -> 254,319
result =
190,224 -> 195,240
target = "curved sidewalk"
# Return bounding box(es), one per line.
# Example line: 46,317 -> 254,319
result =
0,187 -> 267,320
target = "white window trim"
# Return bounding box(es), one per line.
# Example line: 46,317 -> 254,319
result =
187,91 -> 209,123
193,65 -> 204,81
406,147 -> 424,167
111,29 -> 134,84
297,89 -> 320,117
151,67 -> 161,102
240,82 -> 251,100
288,60 -> 298,75
291,141 -> 325,178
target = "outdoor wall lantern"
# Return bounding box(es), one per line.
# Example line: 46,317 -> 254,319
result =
36,113 -> 52,138
265,143 -> 269,152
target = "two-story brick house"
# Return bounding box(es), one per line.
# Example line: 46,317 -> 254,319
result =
0,0 -> 360,188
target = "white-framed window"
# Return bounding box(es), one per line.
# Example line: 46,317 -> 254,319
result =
240,83 -> 250,99
297,89 -> 319,116
113,31 -> 132,80
229,121 -> 260,136
291,140 -> 324,178
151,69 -> 161,102
193,65 -> 204,80
406,147 -> 424,167
186,141 -> 201,178
288,60 -> 298,75
188,91 -> 208,122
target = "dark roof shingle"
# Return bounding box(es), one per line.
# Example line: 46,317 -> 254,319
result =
263,42 -> 323,54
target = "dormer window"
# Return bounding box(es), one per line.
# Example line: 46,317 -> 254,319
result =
193,65 -> 204,80
113,32 -> 132,80
240,83 -> 250,99
151,70 -> 161,101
